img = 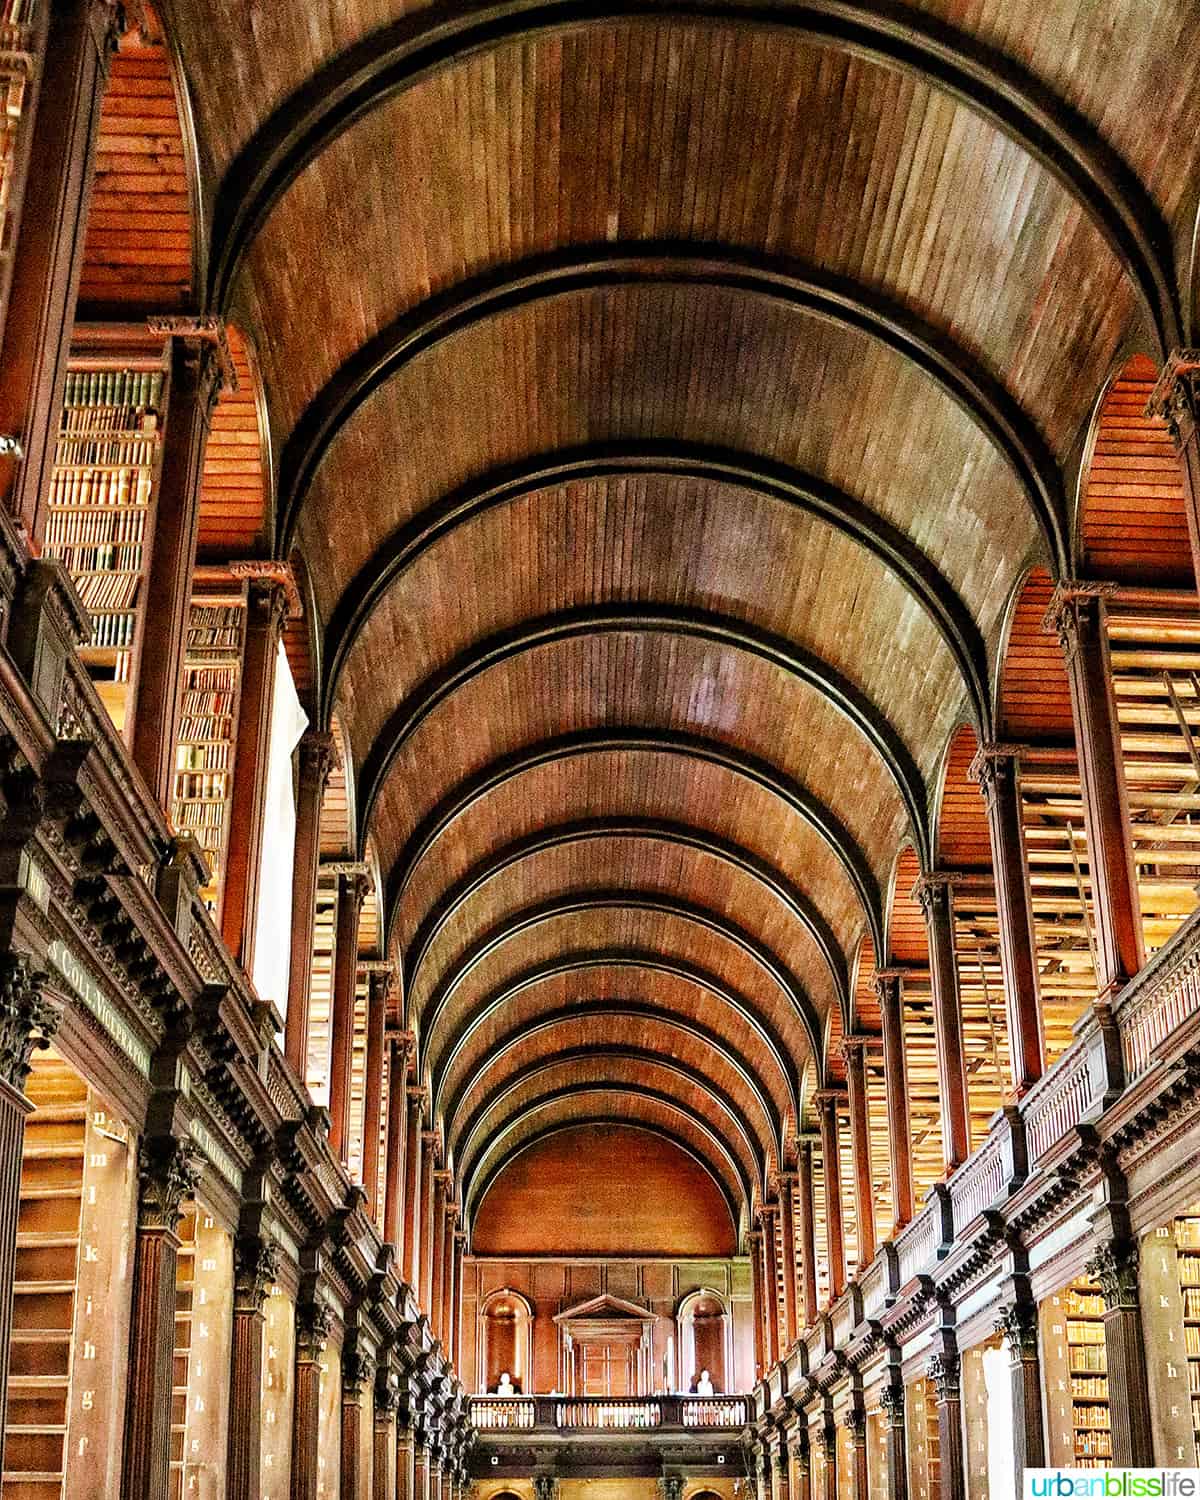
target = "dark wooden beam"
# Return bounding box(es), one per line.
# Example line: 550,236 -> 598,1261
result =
391,728 -> 886,959
401,816 -> 850,1028
357,604 -> 931,868
320,438 -> 993,735
206,2 -> 1179,355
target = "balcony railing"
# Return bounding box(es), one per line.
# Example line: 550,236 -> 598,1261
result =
468,1395 -> 750,1432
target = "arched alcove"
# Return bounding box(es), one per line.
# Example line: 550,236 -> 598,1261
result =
479,1288 -> 534,1395
676,1289 -> 730,1393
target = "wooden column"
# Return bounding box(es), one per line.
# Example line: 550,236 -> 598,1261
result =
875,972 -> 914,1228
374,1373 -> 399,1500
420,1132 -> 439,1313
845,1407 -> 868,1500
771,1436 -> 791,1500
815,1092 -> 846,1300
747,1225 -> 766,1378
1047,587 -> 1144,994
442,1204 -> 459,1361
362,968 -> 390,1221
397,1418 -> 416,1500
127,325 -> 226,804
328,870 -> 370,1161
777,1174 -> 800,1346
412,1430 -> 431,1500
996,1291 -> 1046,1480
914,874 -> 971,1171
791,1428 -> 811,1500
929,1347 -> 965,1500
0,0 -> 120,537
758,1204 -> 781,1367
1088,1240 -> 1154,1466
1147,353 -> 1200,587
384,1034 -> 412,1247
879,1379 -> 908,1500
451,1230 -> 466,1365
795,1138 -> 818,1325
284,731 -> 337,1075
843,1038 -> 876,1265
820,1417 -> 837,1500
342,1338 -> 373,1500
226,1235 -> 279,1500
403,1087 -> 427,1289
0,955 -> 57,1465
430,1171 -> 448,1343
972,746 -> 1045,1093
121,1138 -> 201,1500
292,1301 -> 333,1500
220,576 -> 288,966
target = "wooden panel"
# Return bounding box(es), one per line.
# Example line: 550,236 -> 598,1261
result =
852,936 -> 880,1034
474,1122 -> 735,1260
1080,353 -> 1191,586
887,848 -> 928,966
999,568 -> 1075,740
196,327 -> 269,560
78,16 -> 191,310
937,723 -> 990,869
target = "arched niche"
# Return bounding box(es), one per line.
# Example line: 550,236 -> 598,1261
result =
478,1288 -> 534,1394
676,1288 -> 730,1394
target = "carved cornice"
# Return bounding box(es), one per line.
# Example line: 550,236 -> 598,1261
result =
0,953 -> 58,1091
137,1137 -> 203,1232
1145,349 -> 1200,444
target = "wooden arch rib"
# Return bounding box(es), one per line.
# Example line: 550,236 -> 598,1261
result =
278,247 -> 1066,575
443,1008 -> 785,1166
464,1108 -> 748,1238
206,0 -> 1178,355
428,949 -> 803,1128
454,1054 -> 767,1207
357,605 -> 931,866
418,890 -> 826,1078
321,441 -> 991,734
401,818 -> 850,1023
393,729 -> 884,957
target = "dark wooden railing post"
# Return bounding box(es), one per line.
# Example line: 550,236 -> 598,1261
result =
971,746 -> 1045,1093
914,873 -> 972,1170
0,0 -> 121,537
819,1411 -> 837,1500
875,971 -> 914,1228
815,1090 -> 846,1298
791,1425 -> 811,1500
0,955 -> 58,1469
1147,353 -> 1200,587
843,1037 -> 877,1264
1046,586 -> 1144,995
121,1137 -> 201,1500
127,323 -> 227,805
284,731 -> 337,1075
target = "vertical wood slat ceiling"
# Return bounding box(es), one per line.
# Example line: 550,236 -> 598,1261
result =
937,725 -> 992,870
196,327 -> 269,561
1000,569 -> 1075,741
1079,353 -> 1192,586
78,13 -> 191,311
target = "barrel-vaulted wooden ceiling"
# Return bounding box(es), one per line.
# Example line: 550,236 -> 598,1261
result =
158,0 -> 1200,1234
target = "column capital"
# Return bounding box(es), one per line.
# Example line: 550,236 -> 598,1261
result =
375,1363 -> 402,1414
812,1087 -> 845,1112
230,560 -> 301,620
878,1380 -> 905,1427
0,952 -> 58,1091
234,1234 -> 281,1315
911,870 -> 958,918
297,1298 -> 334,1359
1040,579 -> 1118,657
342,1338 -> 375,1399
297,729 -> 339,790
146,313 -> 233,417
967,742 -> 1026,805
927,1349 -> 960,1403
842,1403 -> 866,1437
137,1137 -> 203,1232
1145,349 -> 1200,441
995,1298 -> 1039,1361
1087,1238 -> 1140,1311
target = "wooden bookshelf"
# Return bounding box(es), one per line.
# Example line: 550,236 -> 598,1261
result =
1065,1277 -> 1110,1468
169,589 -> 246,910
1176,1214 -> 1200,1461
43,366 -> 164,732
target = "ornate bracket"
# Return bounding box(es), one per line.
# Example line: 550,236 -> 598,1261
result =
0,954 -> 58,1091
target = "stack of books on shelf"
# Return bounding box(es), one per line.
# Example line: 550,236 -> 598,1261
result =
1178,1214 -> 1200,1460
1065,1278 -> 1110,1468
170,598 -> 245,909
43,366 -> 164,709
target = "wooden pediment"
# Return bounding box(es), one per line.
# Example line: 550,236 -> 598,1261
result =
553,1293 -> 656,1326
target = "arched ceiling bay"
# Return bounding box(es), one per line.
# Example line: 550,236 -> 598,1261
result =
158,0 -> 1200,1241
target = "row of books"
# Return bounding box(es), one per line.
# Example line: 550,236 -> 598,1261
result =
1063,1290 -> 1104,1317
46,462 -> 155,509
1065,1320 -> 1105,1345
62,369 -> 163,413
177,716 -> 235,744
1176,1219 -> 1200,1250
1073,1405 -> 1110,1430
1068,1345 -> 1106,1373
172,772 -> 230,803
44,501 -> 145,545
1177,1253 -> 1200,1281
74,571 -> 140,613
85,611 -> 137,651
1,0 -> 35,26
1070,1376 -> 1108,1399
1186,1325 -> 1200,1358
1189,1363 -> 1200,1395
176,742 -> 231,773
1075,1434 -> 1112,1458
1182,1287 -> 1200,1320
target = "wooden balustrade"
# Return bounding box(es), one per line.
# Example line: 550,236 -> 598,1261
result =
1117,907 -> 1200,1082
467,1394 -> 750,1432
